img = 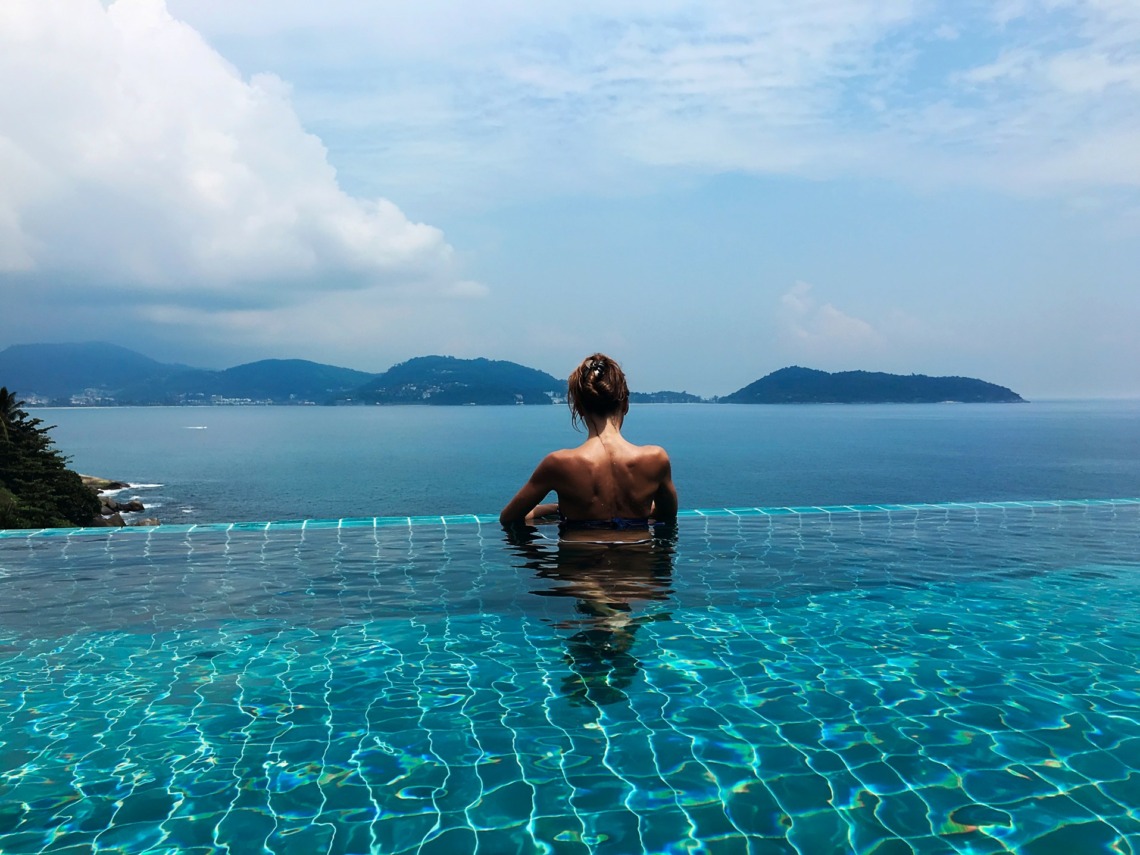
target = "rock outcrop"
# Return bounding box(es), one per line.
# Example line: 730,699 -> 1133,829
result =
81,476 -> 158,527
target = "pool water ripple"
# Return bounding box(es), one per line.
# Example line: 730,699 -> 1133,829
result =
0,501 -> 1138,853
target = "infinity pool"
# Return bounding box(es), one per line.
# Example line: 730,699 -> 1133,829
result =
1,500 -> 1138,854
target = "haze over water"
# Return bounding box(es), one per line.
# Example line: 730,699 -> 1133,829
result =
41,401 -> 1140,525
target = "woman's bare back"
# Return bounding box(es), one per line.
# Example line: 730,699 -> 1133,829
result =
548,436 -> 672,521
500,423 -> 676,525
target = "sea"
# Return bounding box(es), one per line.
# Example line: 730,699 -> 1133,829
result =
34,399 -> 1140,525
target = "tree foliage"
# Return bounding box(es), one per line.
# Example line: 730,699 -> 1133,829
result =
0,386 -> 100,529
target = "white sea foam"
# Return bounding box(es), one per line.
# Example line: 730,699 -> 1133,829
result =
184,426 -> 208,430
98,482 -> 163,496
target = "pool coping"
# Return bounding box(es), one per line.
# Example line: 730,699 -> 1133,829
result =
2,497 -> 1138,539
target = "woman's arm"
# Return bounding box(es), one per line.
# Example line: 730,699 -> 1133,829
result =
650,452 -> 678,520
499,455 -> 560,525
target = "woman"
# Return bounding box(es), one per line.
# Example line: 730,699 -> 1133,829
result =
500,354 -> 678,536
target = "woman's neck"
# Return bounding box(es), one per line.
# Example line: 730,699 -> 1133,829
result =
585,413 -> 624,439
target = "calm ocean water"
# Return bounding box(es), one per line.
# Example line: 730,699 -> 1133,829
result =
35,400 -> 1140,525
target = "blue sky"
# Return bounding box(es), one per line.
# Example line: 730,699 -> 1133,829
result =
1,0 -> 1138,397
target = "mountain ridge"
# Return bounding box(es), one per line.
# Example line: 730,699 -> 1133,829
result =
0,343 -> 1026,405
0,343 -> 569,406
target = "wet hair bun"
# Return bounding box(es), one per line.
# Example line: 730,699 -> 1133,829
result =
568,353 -> 629,426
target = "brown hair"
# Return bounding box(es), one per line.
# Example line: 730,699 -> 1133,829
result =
568,353 -> 629,428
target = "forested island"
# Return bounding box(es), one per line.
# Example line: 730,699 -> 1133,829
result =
345,356 -> 562,405
721,367 -> 1025,404
0,343 -> 1025,406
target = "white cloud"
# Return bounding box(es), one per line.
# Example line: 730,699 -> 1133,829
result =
925,1 -> 1140,191
163,0 -> 926,201
157,0 -> 1140,207
444,280 -> 491,299
769,284 -> 987,381
778,282 -> 884,362
0,0 -> 468,305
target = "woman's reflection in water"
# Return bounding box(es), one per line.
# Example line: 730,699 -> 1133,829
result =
504,521 -> 678,708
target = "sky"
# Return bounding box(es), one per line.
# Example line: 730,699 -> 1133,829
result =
1,0 -> 1138,398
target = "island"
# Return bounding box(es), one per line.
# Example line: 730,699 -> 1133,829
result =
721,366 -> 1024,404
342,356 -> 564,406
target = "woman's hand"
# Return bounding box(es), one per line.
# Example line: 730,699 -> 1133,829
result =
525,503 -> 560,522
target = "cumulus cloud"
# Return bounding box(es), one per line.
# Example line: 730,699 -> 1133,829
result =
778,282 -> 884,362
773,283 -> 975,375
0,0 -> 468,306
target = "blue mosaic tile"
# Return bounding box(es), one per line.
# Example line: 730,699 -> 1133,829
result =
0,501 -> 1138,853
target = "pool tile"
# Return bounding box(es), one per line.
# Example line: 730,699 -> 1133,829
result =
2,501 -> 1139,854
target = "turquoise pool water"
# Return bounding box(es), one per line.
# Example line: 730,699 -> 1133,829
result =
1,500 -> 1138,854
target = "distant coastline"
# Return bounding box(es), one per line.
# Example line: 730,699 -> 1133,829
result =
2,342 -> 1025,406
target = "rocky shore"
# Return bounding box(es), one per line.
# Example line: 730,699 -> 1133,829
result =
81,476 -> 160,527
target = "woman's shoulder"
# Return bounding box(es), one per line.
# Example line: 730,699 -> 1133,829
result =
536,447 -> 583,471
545,446 -> 583,461
624,442 -> 671,472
